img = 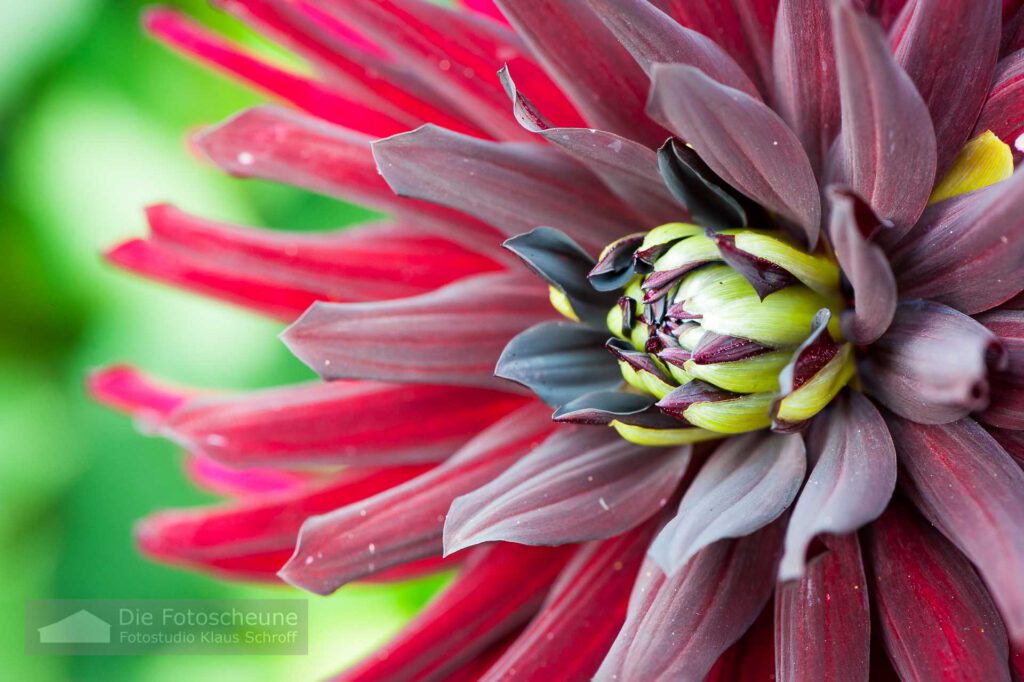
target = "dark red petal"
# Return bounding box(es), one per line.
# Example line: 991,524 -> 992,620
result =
444,426 -> 688,553
780,392 -> 896,580
649,0 -> 779,96
776,534 -> 871,682
372,124 -> 644,251
974,50 -> 1024,162
143,8 -> 409,137
866,499 -> 1012,680
987,425 -> 1024,467
586,0 -> 760,98
495,322 -> 622,407
647,64 -> 821,247
479,520 -> 661,681
773,0 -> 840,174
649,433 -> 805,574
861,300 -> 1007,424
135,465 -> 429,579
827,188 -> 897,344
280,272 -> 555,389
160,380 -> 528,467
889,0 -> 1001,176
706,604 -> 776,682
828,0 -> 937,237
886,414 -> 1024,643
107,205 -> 500,320
310,0 -> 579,141
595,520 -> 785,681
332,542 -> 575,682
278,403 -> 554,594
1004,7 -> 1024,56
493,0 -> 668,147
977,309 -> 1024,429
887,170 -> 1024,315
500,67 -> 683,227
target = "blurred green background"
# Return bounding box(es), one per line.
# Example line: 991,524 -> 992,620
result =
0,1 -> 442,679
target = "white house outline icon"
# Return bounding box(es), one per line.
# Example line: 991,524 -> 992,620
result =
38,609 -> 111,644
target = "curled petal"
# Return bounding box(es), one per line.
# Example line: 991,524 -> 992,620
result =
279,403 -> 554,594
496,322 -> 621,407
333,542 -> 575,682
827,188 -> 897,344
494,0 -> 667,147
373,124 -> 642,250
772,0 -> 840,174
649,432 -> 805,574
779,391 -> 896,580
828,0 -> 937,236
479,520 -> 661,682
866,500 -> 1011,680
281,272 -> 555,389
888,169 -> 1024,315
861,300 -> 1007,424
586,0 -> 759,97
595,520 -> 785,682
183,454 -> 312,498
775,534 -> 871,682
444,426 -> 689,553
648,64 -> 821,247
889,0 -> 1001,176
977,309 -> 1024,429
886,414 -> 1024,644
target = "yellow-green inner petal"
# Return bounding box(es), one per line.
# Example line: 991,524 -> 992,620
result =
610,420 -> 723,447
928,130 -> 1013,205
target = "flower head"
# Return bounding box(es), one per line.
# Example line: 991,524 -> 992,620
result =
94,0 -> 1024,679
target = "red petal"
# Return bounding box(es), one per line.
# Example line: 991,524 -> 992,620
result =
278,403 -> 554,594
107,205 -> 500,320
443,426 -> 689,552
986,425 -> 1024,467
135,465 -> 429,578
776,534 -> 871,682
184,453 -> 314,497
861,301 -> 1007,424
310,0 -> 580,140
706,603 -> 776,682
195,105 -> 501,254
372,124 -> 643,251
87,364 -> 188,424
649,433 -> 805,574
828,0 -> 936,237
493,0 -> 668,147
773,0 -> 841,174
974,50 -> 1024,162
479,520 -> 661,681
888,170 -> 1024,314
866,500 -> 1012,680
595,520 -> 785,681
332,542 -> 575,682
143,8 -> 408,137
886,415 -> 1024,643
647,64 -> 821,247
779,392 -> 896,580
587,0 -> 760,98
159,379 -> 528,467
889,0 -> 1001,176
280,272 -> 555,389
977,309 -> 1024,429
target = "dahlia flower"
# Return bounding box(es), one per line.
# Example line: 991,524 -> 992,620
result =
90,0 -> 1024,678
